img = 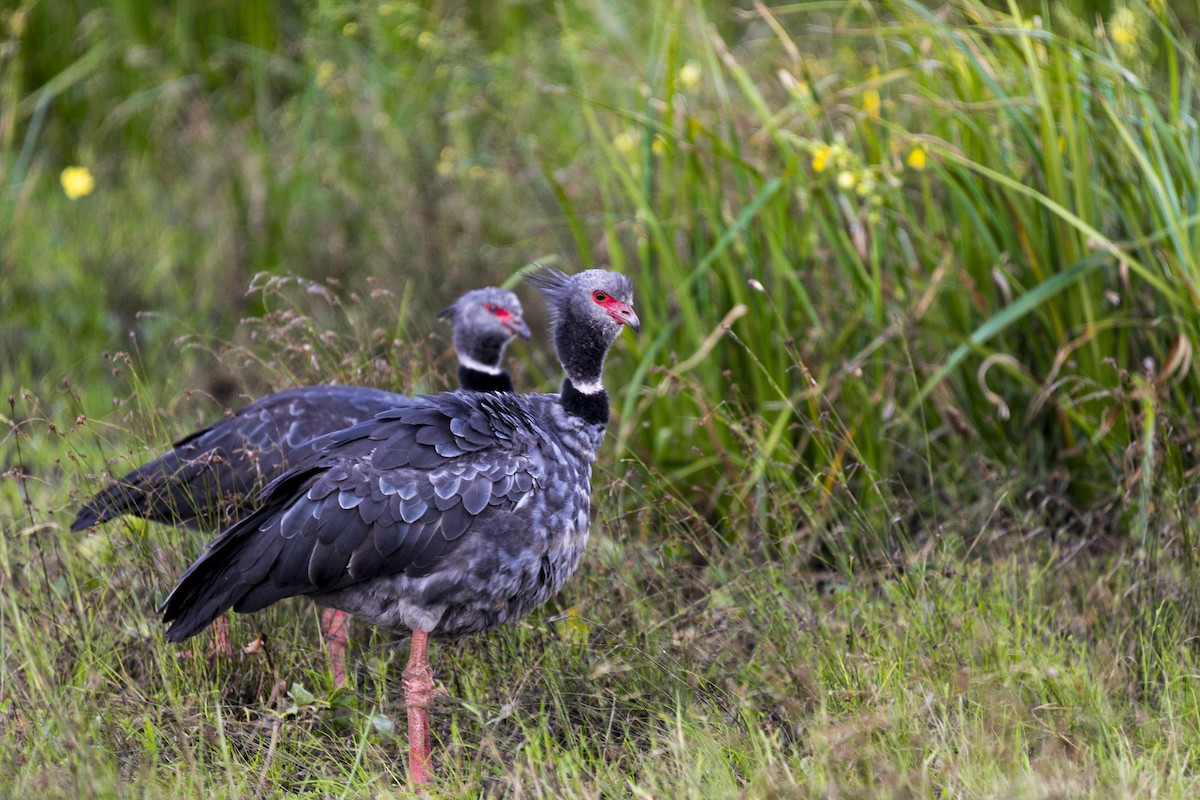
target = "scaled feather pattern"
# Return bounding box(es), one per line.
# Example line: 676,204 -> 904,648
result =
161,390 -> 604,641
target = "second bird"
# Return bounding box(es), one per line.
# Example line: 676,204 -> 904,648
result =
72,286 -> 530,684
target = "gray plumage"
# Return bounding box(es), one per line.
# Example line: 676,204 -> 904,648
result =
161,268 -> 639,644
438,287 -> 531,384
71,288 -> 528,532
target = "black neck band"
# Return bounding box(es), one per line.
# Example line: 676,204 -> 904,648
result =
459,366 -> 514,393
561,379 -> 608,425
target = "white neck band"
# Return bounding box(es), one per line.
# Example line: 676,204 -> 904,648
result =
571,378 -> 604,395
459,354 -> 502,376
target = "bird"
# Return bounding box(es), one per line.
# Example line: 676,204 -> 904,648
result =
72,287 -> 530,683
159,267 -> 638,785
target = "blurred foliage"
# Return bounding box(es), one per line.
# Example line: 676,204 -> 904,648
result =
8,3 -> 1200,795
5,0 -> 1200,559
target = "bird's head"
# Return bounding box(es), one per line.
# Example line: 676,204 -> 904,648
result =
438,287 -> 530,373
527,267 -> 639,341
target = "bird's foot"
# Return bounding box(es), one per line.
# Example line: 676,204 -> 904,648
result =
403,631 -> 435,786
321,608 -> 352,689
210,614 -> 234,658
177,615 -> 235,660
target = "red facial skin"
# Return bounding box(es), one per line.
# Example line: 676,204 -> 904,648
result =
485,302 -> 524,337
591,290 -> 637,327
485,302 -> 513,322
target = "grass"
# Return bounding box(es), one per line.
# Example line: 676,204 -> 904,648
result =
7,452 -> 1200,796
8,0 -> 1200,796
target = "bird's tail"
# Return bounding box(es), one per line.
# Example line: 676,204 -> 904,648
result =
159,466 -> 320,642
158,503 -> 272,642
72,450 -> 223,531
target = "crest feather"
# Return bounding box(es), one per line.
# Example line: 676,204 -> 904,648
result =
524,265 -> 572,298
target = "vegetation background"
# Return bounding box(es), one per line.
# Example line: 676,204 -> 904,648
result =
5,0 -> 1200,796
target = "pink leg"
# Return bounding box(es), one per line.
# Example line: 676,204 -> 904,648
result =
211,614 -> 233,657
402,629 -> 435,786
321,608 -> 352,688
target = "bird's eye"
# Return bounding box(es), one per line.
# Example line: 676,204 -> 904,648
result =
592,291 -> 608,303
486,303 -> 499,313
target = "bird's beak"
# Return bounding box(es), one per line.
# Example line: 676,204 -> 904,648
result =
508,317 -> 532,340
613,303 -> 640,333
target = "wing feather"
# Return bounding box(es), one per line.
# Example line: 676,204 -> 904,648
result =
160,392 -> 545,642
72,385 -> 408,530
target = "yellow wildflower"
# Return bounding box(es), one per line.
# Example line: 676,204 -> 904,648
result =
906,146 -> 927,171
836,170 -> 856,190
651,135 -> 666,156
60,166 -> 95,200
613,130 -> 636,155
315,60 -> 335,89
862,88 -> 881,120
1108,7 -> 1141,58
811,144 -> 833,173
679,60 -> 702,90
342,21 -> 358,36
